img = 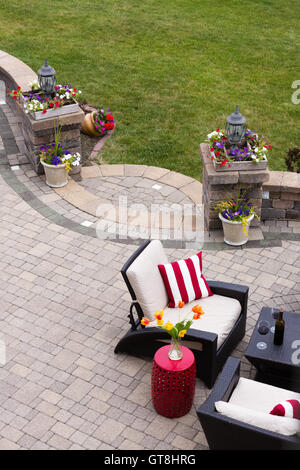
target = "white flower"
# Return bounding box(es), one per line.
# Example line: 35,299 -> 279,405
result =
207,131 -> 218,139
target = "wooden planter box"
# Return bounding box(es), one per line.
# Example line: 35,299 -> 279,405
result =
21,94 -> 79,120
211,149 -> 268,172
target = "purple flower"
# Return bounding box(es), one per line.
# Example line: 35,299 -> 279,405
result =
51,155 -> 61,166
216,141 -> 224,149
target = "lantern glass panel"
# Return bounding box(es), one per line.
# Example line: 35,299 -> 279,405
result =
38,75 -> 56,95
225,122 -> 246,144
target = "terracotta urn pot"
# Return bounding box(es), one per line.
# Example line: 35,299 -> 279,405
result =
41,161 -> 68,188
80,112 -> 101,137
219,213 -> 254,246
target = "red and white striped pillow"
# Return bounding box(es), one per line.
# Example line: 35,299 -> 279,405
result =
158,252 -> 213,308
270,400 -> 300,420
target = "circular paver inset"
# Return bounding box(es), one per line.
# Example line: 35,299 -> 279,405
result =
79,175 -> 194,210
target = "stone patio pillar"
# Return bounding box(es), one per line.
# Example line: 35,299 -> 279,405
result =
200,143 -> 269,231
14,100 -> 84,176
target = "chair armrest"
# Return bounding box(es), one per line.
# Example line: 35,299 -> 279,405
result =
198,357 -> 241,414
207,280 -> 249,314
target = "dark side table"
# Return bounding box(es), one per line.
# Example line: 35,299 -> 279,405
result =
245,307 -> 300,392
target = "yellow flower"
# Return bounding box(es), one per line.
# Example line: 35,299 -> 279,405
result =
178,330 -> 187,338
164,322 -> 174,331
156,319 -> 163,326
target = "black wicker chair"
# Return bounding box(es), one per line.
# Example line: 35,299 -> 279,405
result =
197,357 -> 300,450
114,240 -> 249,388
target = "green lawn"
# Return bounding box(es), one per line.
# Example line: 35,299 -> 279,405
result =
0,0 -> 299,180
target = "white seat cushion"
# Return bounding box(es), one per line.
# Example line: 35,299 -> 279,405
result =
148,294 -> 242,349
126,240 -> 169,321
215,378 -> 300,436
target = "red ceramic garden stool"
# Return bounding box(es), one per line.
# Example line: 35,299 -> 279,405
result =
151,345 -> 196,418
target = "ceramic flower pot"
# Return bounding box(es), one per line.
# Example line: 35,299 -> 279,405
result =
41,160 -> 68,188
219,213 -> 254,246
80,112 -> 101,137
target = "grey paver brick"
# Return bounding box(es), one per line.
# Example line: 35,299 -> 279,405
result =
0,115 -> 299,451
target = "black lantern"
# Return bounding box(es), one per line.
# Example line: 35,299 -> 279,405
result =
38,59 -> 56,97
225,105 -> 246,154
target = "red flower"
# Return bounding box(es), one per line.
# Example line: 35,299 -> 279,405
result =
13,96 -> 17,100
72,93 -> 76,97
73,88 -> 77,92
42,109 -> 47,114
105,122 -> 115,130
215,151 -> 220,156
106,114 -> 114,121
216,128 -> 220,132
49,102 -> 54,108
13,91 -> 17,95
55,101 -> 60,108
210,147 -> 214,152
268,145 -> 271,149
17,86 -> 21,91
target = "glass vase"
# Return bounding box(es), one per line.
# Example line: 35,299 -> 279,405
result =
168,337 -> 183,361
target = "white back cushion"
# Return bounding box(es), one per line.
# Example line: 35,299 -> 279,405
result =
215,401 -> 300,436
126,240 -> 169,321
229,377 -> 300,413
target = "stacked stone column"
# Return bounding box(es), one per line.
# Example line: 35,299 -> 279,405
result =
200,143 -> 269,231
14,100 -> 84,176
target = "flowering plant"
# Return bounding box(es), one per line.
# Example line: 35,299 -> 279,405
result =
9,83 -> 82,116
55,84 -> 82,103
23,93 -> 48,114
39,123 -> 80,171
9,86 -> 22,100
214,191 -> 258,234
141,301 -> 205,357
93,108 -> 115,136
207,128 -> 271,167
28,80 -> 40,91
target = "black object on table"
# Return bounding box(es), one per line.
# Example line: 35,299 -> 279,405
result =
245,306 -> 300,392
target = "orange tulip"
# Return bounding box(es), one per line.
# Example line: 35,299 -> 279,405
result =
154,310 -> 164,321
141,317 -> 150,326
192,305 -> 204,315
178,301 -> 185,309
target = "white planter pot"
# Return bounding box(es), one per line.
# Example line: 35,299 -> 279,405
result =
219,213 -> 254,246
41,160 -> 68,188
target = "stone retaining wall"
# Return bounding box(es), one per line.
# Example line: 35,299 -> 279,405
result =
262,171 -> 300,221
0,50 -> 84,175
